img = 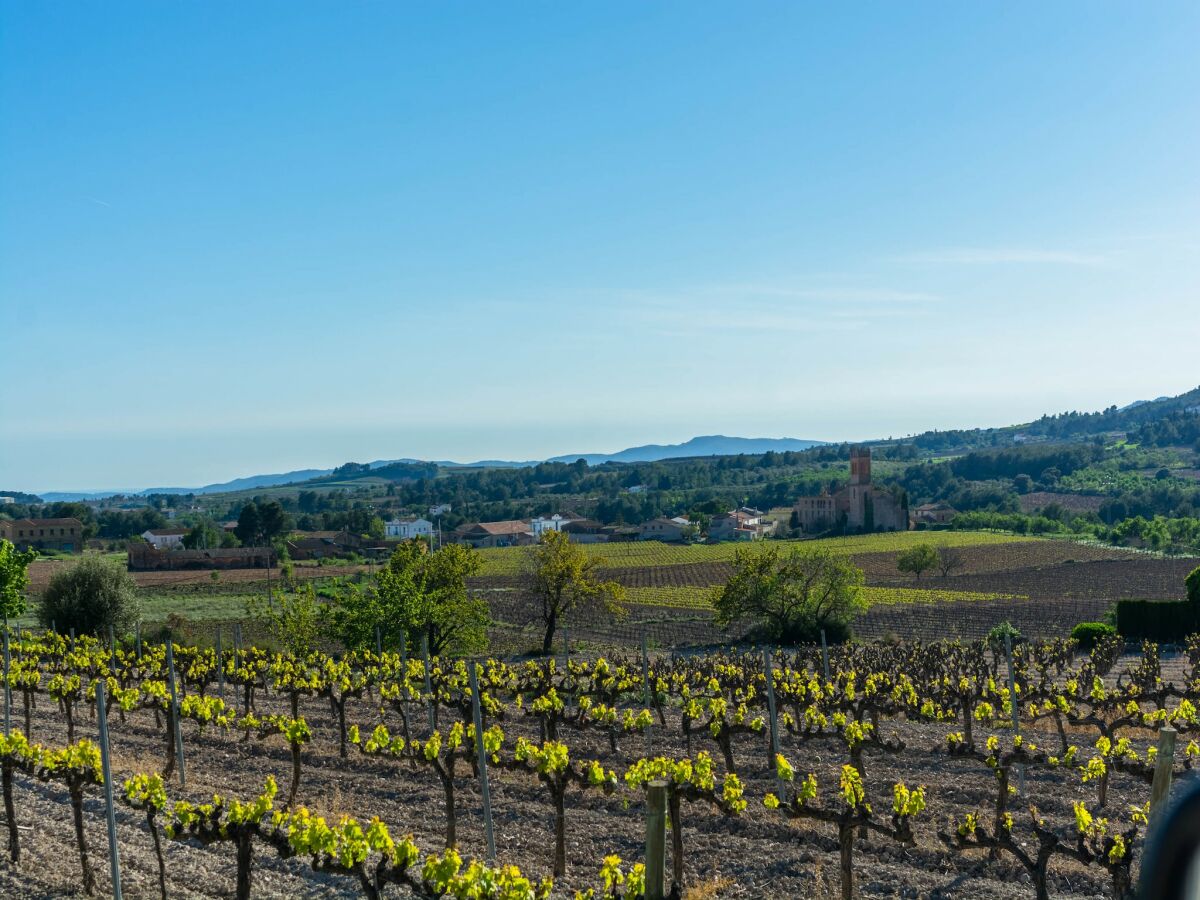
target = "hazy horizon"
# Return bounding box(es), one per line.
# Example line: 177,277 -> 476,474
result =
3,3 -> 1197,493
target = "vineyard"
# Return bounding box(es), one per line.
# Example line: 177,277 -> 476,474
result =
471,532 -> 1041,578
1,628 -> 1195,898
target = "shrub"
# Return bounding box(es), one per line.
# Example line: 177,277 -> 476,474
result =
1071,621 -> 1117,649
37,556 -> 140,637
986,621 -> 1022,651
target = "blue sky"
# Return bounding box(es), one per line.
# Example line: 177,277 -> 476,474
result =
2,2 -> 1198,492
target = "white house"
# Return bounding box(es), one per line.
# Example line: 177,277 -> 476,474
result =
385,517 -> 434,540
530,514 -> 576,538
142,528 -> 188,550
428,503 -> 452,517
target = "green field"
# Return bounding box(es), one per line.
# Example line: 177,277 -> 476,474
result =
473,531 -> 1038,577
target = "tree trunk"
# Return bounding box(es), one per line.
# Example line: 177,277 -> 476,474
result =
838,821 -> 854,900
553,788 -> 566,876
542,611 -> 557,657
669,790 -> 684,889
991,767 -> 1009,861
287,743 -> 301,808
147,813 -> 167,900
337,697 -> 347,759
236,831 -> 253,900
162,705 -> 177,778
3,763 -> 18,863
442,775 -> 456,848
719,732 -> 736,774
69,780 -> 96,896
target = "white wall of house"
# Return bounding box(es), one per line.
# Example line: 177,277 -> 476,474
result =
142,530 -> 185,550
530,514 -> 570,537
385,518 -> 434,539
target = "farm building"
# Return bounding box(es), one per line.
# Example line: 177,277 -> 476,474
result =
287,530 -> 363,560
384,517 -> 434,540
562,518 -> 609,543
911,502 -> 958,527
0,517 -> 85,553
792,447 -> 908,533
453,520 -> 534,548
639,517 -> 689,543
128,544 -> 276,571
142,527 -> 189,550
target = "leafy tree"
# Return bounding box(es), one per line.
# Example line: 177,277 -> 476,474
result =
713,545 -> 866,644
257,500 -> 288,543
37,556 -> 140,636
247,585 -> 325,657
523,530 -> 626,655
896,543 -> 938,581
235,502 -> 262,545
182,521 -> 223,550
333,542 -> 488,656
235,500 -> 289,546
0,539 -> 38,625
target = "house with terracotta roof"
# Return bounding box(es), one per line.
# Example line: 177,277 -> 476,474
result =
453,520 -> 534,548
708,508 -> 772,542
0,517 -> 85,553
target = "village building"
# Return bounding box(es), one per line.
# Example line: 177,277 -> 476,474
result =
911,502 -> 958,527
0,517 -> 85,553
286,530 -> 363,560
128,544 -> 275,572
562,518 -> 608,543
384,517 -> 434,540
142,527 -> 189,550
453,520 -> 534,548
530,514 -> 577,538
792,447 -> 908,533
639,516 -> 690,543
708,508 -> 771,541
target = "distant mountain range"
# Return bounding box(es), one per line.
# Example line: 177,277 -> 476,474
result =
33,435 -> 827,502
25,383 -> 1200,503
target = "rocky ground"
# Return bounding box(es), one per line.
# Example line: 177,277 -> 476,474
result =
1,655 -> 1172,899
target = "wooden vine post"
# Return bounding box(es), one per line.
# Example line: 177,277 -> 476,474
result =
468,661 -> 496,863
1150,726 -> 1176,823
421,635 -> 435,731
644,779 -> 667,900
216,626 -> 225,699
2,626 -> 10,737
165,641 -> 187,787
763,647 -> 780,771
1004,632 -> 1024,796
642,633 -> 653,755
820,629 -> 830,682
95,681 -> 123,900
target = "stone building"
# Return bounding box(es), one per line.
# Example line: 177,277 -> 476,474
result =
0,517 -> 85,553
792,447 -> 908,533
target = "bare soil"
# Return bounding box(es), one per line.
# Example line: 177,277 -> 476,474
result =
0,656 -> 1166,899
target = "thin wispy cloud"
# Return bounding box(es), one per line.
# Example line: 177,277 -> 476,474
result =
84,196 -> 113,208
888,248 -> 1108,266
625,281 -> 937,336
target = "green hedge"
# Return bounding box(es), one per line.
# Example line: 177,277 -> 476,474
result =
1115,598 -> 1199,641
1115,565 -> 1200,642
